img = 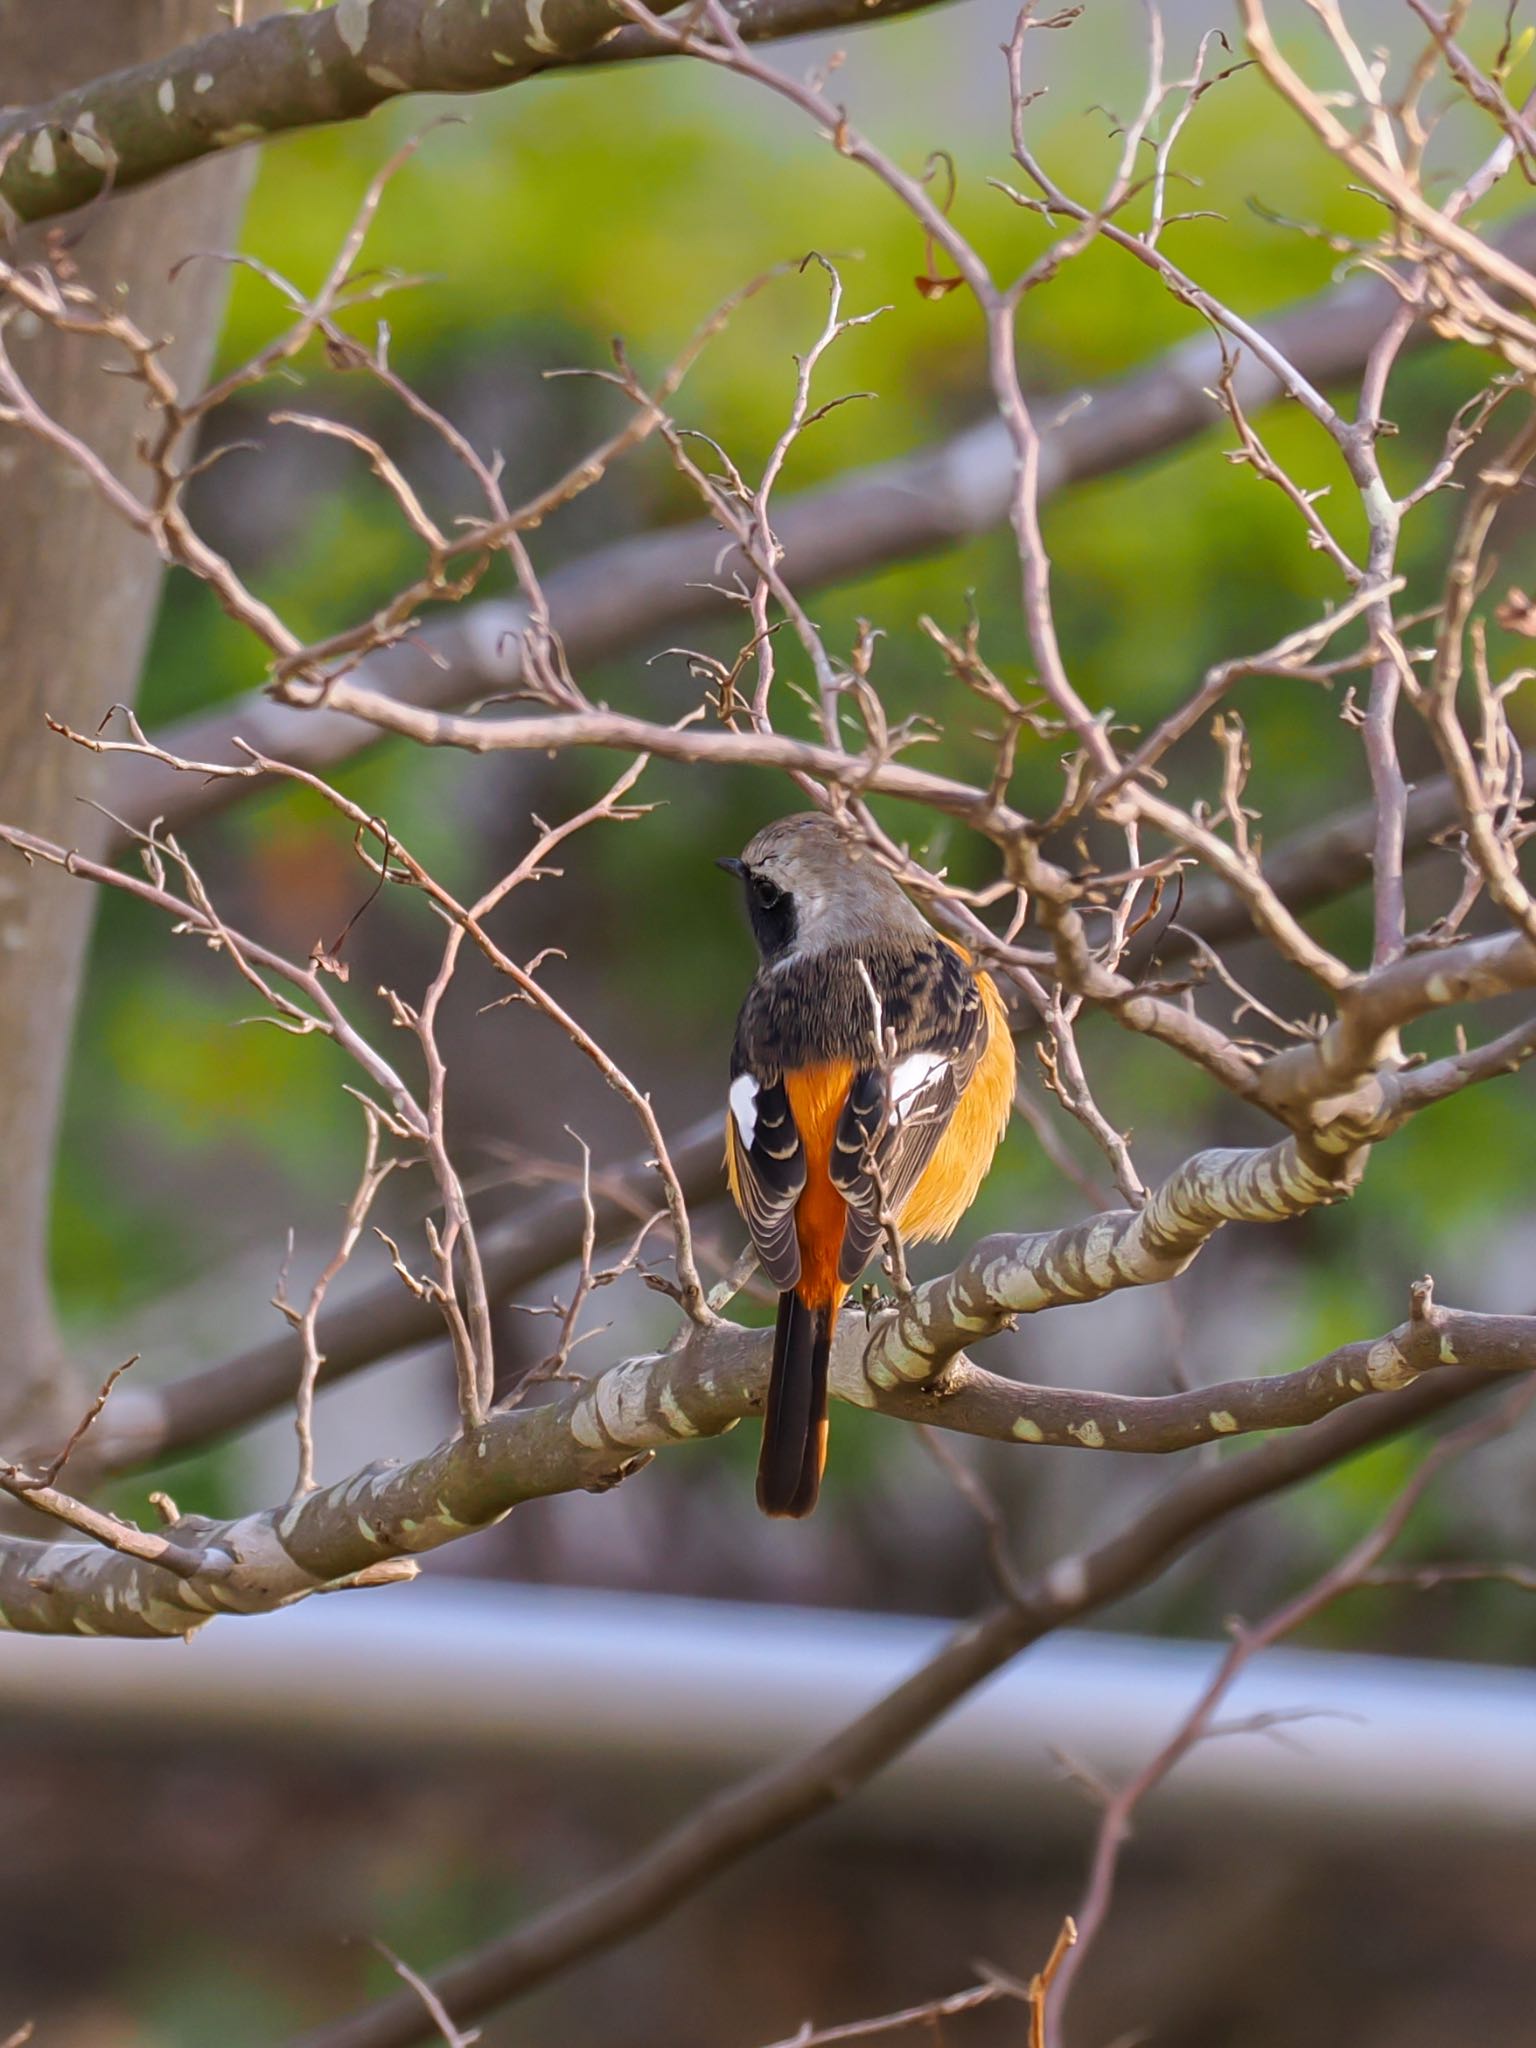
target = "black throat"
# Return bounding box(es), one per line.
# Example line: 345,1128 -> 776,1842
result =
746,878 -> 798,963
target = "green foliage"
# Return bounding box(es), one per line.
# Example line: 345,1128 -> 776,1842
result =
53,10 -> 1536,1659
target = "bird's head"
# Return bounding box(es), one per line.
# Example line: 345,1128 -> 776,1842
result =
717,813 -> 928,965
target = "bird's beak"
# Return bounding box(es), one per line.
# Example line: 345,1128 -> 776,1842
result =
716,856 -> 747,879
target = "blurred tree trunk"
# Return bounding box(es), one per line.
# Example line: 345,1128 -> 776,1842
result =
0,3 -> 276,1443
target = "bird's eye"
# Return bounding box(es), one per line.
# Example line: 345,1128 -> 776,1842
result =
752,876 -> 783,910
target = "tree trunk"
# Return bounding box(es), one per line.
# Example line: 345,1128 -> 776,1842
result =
0,3 -> 276,1440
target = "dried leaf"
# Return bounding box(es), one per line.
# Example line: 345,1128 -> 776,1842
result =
1495,587 -> 1536,636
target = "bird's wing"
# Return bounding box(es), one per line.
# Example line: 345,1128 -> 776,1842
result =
830,968 -> 986,1286
726,1067 -> 806,1291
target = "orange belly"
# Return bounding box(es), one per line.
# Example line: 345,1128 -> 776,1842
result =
898,968 -> 1015,1240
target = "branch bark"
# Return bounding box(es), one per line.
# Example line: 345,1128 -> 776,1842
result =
594,0 -> 954,60
109,218 -> 1536,849
1170,759 -> 1509,959
78,945 -> 1536,1476
8,1272 -> 1531,1639
0,0 -> 937,228
94,1113 -> 727,1472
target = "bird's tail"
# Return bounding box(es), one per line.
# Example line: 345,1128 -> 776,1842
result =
757,1289 -> 838,1518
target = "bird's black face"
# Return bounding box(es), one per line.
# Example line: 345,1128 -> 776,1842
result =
718,856 -> 799,964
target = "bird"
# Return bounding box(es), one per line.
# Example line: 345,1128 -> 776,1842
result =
720,813 -> 1015,1517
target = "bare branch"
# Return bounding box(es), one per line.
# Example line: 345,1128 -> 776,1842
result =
92,1116 -> 726,1474
273,1366 -> 1495,2048
368,1943 -> 481,2048
113,221 -> 1536,850
1048,1366 -> 1536,2037
752,1979 -> 1008,2048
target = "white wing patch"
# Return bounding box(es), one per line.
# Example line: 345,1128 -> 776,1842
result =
889,1052 -> 949,1125
729,1073 -> 760,1149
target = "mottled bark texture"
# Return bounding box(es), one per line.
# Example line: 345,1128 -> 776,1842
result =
81,936 -> 1536,1472
3,1257 -> 1530,1636
0,0 -> 686,227
0,1 -> 275,1441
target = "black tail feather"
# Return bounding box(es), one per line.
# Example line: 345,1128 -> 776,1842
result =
757,1292 -> 831,1518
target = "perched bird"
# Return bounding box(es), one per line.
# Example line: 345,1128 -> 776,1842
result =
720,813 -> 1015,1517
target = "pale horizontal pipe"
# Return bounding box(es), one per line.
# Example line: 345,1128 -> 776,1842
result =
11,1579 -> 1535,1838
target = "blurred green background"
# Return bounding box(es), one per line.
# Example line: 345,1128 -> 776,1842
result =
26,4 -> 1536,2042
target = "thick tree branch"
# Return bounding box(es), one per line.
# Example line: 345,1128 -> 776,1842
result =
594,0 -> 955,59
852,1001 -> 1536,1394
89,988 -> 1536,1480
0,0 -> 946,230
7,1256 -> 1528,1637
0,0 -> 660,227
65,894 -> 1536,1480
856,1133 -> 1357,1398
872,1291 -> 1528,1449
1253,927 -> 1536,1116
